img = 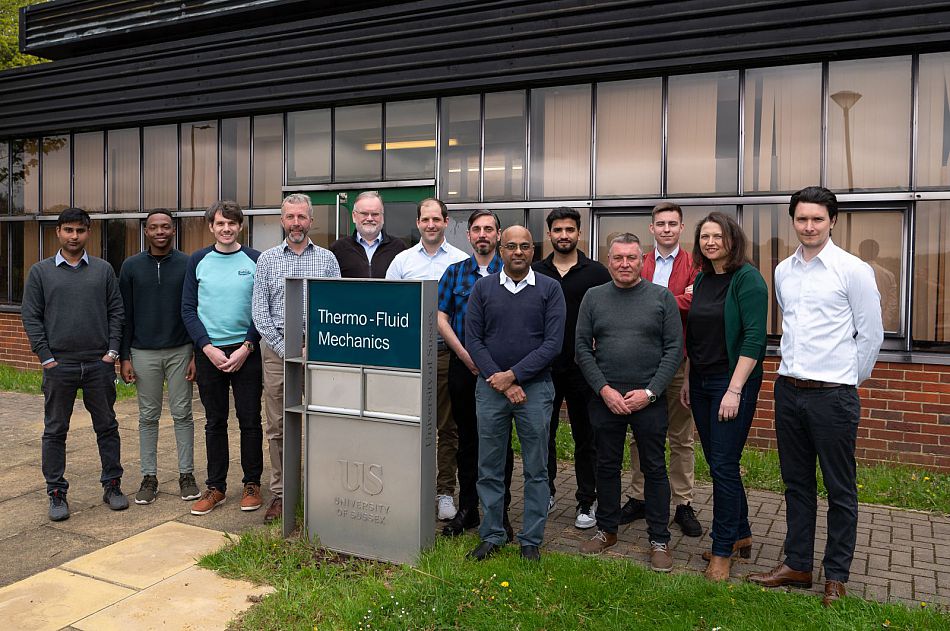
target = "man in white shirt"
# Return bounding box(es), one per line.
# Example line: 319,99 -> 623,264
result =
386,198 -> 468,521
749,186 -> 883,608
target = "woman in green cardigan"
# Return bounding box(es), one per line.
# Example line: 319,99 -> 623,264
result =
680,211 -> 768,582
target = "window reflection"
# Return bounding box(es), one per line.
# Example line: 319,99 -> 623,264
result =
221,118 -> 250,208
251,214 -> 283,251
530,85 -> 591,199
108,128 -> 140,212
287,109 -> 331,185
916,53 -> 950,188
440,96 -> 480,202
41,136 -> 70,215
253,114 -> 283,207
74,132 -> 104,213
385,99 -> 436,180
181,121 -> 217,211
306,204 -> 339,250
484,91 -> 526,201
0,142 -> 8,214
596,79 -> 662,196
335,104 -> 381,182
143,125 -> 177,211
913,201 -> 950,350
11,139 -> 39,215
104,219 -> 141,275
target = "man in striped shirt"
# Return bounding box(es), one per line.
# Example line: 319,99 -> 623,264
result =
253,193 -> 341,523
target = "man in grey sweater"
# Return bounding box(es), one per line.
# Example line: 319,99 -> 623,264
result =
21,207 -> 128,522
575,233 -> 682,572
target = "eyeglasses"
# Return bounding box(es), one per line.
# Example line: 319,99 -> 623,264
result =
355,211 -> 382,219
503,243 -> 534,252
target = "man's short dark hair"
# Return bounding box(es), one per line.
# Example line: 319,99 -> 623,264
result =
546,207 -> 581,230
205,200 -> 244,225
692,211 -> 749,274
146,208 -> 174,223
418,198 -> 448,220
789,186 -> 838,222
57,207 -> 91,228
467,209 -> 501,230
652,202 -> 683,221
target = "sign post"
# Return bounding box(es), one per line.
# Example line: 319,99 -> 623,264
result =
282,278 -> 436,565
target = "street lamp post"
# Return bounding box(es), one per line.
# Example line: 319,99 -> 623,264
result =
831,90 -> 862,192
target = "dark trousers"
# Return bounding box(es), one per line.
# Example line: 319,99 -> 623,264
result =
41,359 -> 123,494
448,353 -> 513,513
774,377 -> 861,582
547,364 -> 597,505
589,393 -> 670,542
195,344 -> 264,494
690,372 -> 761,557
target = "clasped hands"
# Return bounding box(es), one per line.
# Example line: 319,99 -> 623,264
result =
600,385 -> 650,415
203,343 -> 249,373
487,369 -> 526,405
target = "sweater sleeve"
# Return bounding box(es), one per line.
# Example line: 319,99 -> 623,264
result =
463,280 -> 501,378
574,290 -> 607,394
118,260 -> 134,360
105,266 -> 125,354
243,248 -> 263,345
181,250 -> 211,348
734,265 -> 769,362
21,264 -> 53,363
510,281 -> 565,383
647,290 -> 684,396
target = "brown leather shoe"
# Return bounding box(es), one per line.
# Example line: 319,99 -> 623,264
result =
191,488 -> 225,515
822,580 -> 846,607
702,536 -> 753,561
747,563 -> 813,588
705,554 -> 732,581
264,497 -> 282,523
649,541 -> 673,572
579,530 -> 617,555
240,483 -> 263,511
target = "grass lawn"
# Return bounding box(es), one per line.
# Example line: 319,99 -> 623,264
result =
202,526 -> 949,630
0,363 -> 138,400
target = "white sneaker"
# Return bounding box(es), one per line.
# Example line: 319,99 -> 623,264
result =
548,496 -> 556,514
437,494 -> 457,521
574,502 -> 596,529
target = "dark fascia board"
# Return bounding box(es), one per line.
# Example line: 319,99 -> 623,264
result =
20,0 -> 394,59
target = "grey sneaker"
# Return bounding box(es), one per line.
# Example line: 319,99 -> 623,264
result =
135,475 -> 158,505
179,473 -> 201,500
103,479 -> 129,511
48,490 -> 69,521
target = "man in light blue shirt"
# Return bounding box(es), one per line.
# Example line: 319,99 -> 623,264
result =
387,198 -> 468,521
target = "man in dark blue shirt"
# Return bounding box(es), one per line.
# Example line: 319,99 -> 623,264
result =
464,225 -> 566,562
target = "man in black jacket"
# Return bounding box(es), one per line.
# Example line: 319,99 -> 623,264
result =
329,191 -> 406,278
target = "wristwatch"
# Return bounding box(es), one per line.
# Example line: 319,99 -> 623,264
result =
107,350 -> 119,361
243,341 -> 256,353
644,388 -> 657,403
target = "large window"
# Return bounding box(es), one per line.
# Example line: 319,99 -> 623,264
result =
253,114 -> 283,207
287,109 -> 331,185
335,104 -> 382,182
440,95 -> 480,202
529,85 -> 592,199
384,99 -> 436,180
107,128 -> 140,212
914,201 -> 950,351
181,121 -> 217,211
221,117 -> 250,207
484,91 -> 526,201
143,125 -> 178,211
41,136 -> 70,215
11,139 -> 39,215
916,53 -> 950,189
595,79 -> 662,196
74,132 -> 105,213
743,64 -> 822,194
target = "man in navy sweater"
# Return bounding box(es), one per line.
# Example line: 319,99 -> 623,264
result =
465,226 -> 566,562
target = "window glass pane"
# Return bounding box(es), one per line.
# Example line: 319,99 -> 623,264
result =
668,71 -> 739,195
74,132 -> 105,213
595,79 -> 662,196
384,99 -> 436,180
14,221 -> 33,302
484,91 -> 526,201
916,53 -> 950,188
108,128 -> 140,212
252,114 -> 283,207
306,204 -> 339,250
104,218 -> 141,275
143,125 -> 178,211
596,206 -> 736,263
743,64 -> 822,193
221,117 -> 250,207
827,57 -> 911,191
41,136 -> 70,215
0,142 -> 8,214
252,214 -> 284,250
0,222 -> 9,301
287,109 -> 330,185
181,121 -> 218,211
913,201 -> 950,351
444,209 -> 524,254
335,104 -> 382,182
179,216 -> 247,254
440,95 -> 480,203
11,139 -> 39,215
530,85 -> 592,199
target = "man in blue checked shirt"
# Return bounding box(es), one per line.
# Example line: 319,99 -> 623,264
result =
437,210 -> 514,541
252,193 -> 341,523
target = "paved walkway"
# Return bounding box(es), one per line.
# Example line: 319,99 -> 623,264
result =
0,390 -> 947,630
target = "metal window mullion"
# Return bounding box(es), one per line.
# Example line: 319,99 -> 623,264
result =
820,62 -> 829,188
738,70 -> 745,196
249,116 -> 256,208
661,76 -> 669,198
525,89 -> 532,201
380,103 -> 387,182
590,83 -> 597,200
910,54 -> 920,191
904,201 -> 915,350
103,130 -> 110,213
138,126 -> 145,213
69,132 -> 75,209
479,93 -> 486,203
434,97 -> 442,198
330,107 -> 336,183
176,124 -> 182,214
217,118 -> 222,201
37,136 -> 43,215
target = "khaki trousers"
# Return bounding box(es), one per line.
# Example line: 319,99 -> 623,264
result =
629,360 -> 694,505
261,343 -> 284,499
436,348 -> 458,495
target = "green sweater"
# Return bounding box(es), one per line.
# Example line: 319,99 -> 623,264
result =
692,263 -> 768,379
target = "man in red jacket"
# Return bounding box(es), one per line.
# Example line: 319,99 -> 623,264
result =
619,202 -> 702,537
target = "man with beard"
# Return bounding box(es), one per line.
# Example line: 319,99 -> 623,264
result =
253,193 -> 341,522
330,191 -> 406,278
532,207 -> 610,530
386,198 -> 468,521
119,209 -> 199,506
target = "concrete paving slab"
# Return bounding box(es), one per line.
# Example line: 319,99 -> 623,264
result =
74,564 -> 272,631
0,526 -> 101,586
0,567 -> 134,631
62,522 -> 235,589
50,490 -> 193,545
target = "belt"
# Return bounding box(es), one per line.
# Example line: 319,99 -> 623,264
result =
780,376 -> 845,389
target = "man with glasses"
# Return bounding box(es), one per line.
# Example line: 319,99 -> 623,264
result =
330,191 -> 406,278
464,226 -> 565,562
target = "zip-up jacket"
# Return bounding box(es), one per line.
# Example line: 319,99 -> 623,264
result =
119,249 -> 191,360
330,230 -> 407,278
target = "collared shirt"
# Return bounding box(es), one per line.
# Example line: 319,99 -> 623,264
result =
55,250 -> 90,268
252,240 -> 341,357
437,253 -> 502,346
499,267 -> 536,295
385,239 -> 468,280
652,245 -> 679,289
357,234 -> 381,264
775,239 -> 884,385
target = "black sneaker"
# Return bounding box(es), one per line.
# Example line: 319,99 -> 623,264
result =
674,502 -> 703,537
442,506 -> 480,537
48,490 -> 69,521
103,479 -> 129,511
135,475 -> 158,505
618,496 -> 645,525
179,472 -> 201,500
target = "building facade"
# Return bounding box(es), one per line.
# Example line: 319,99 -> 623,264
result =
1,0 -> 949,468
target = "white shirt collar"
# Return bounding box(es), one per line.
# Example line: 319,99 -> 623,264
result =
413,239 -> 450,256
55,250 -> 90,267
792,238 -> 840,268
499,267 -> 536,286
357,234 -> 381,247
654,245 -> 680,261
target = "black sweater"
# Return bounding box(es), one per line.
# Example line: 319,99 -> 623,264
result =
118,249 -> 191,359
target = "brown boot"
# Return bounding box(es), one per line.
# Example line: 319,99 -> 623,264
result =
704,554 -> 732,581
264,497 -> 282,523
701,536 -> 753,561
579,530 -> 617,555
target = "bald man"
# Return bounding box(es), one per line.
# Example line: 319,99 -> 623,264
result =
463,226 -> 566,562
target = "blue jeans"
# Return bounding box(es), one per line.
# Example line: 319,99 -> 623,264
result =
475,377 -> 554,547
690,372 -> 761,558
41,359 -> 123,494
